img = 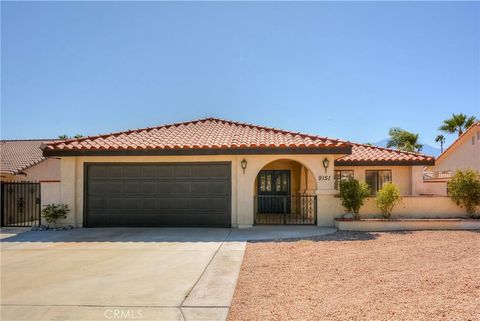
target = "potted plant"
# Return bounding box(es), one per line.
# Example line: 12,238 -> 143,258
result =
375,182 -> 401,219
41,204 -> 70,228
339,178 -> 371,220
447,170 -> 480,218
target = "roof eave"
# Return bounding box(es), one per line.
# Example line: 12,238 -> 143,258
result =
334,159 -> 435,166
43,146 -> 353,157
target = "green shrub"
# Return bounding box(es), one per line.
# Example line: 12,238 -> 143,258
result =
339,178 -> 371,219
42,204 -> 70,225
447,170 -> 480,217
375,183 -> 401,219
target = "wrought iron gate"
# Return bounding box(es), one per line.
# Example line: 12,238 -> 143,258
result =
1,182 -> 41,227
254,195 -> 317,225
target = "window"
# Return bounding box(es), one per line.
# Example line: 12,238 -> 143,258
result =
365,170 -> 392,194
334,170 -> 354,190
472,136 -> 475,145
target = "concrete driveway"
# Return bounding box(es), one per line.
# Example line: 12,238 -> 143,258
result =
1,228 -> 245,321
1,226 -> 335,321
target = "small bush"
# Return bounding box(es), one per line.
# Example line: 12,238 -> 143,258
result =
375,183 -> 401,219
42,204 -> 70,225
447,170 -> 480,217
339,178 -> 371,220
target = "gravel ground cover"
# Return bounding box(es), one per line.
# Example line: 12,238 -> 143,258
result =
228,231 -> 480,321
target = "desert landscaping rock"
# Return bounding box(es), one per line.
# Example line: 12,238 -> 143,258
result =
228,230 -> 480,321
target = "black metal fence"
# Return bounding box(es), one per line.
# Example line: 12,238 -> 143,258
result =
1,182 -> 41,227
254,194 -> 317,225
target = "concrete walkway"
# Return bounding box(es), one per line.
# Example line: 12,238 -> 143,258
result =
1,226 -> 335,321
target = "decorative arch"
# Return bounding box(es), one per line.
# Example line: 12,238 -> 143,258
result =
251,158 -> 318,225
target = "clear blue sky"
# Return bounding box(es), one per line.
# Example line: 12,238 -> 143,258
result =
2,2 -> 479,149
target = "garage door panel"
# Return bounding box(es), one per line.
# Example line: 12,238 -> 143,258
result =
124,166 -> 142,177
157,182 -> 174,194
141,182 -> 157,194
210,198 -> 230,210
157,166 -> 174,178
190,165 -> 213,177
191,198 -> 210,210
173,198 -> 191,209
208,181 -> 230,195
139,199 -> 157,209
105,166 -> 124,177
190,182 -> 210,194
105,198 -> 125,209
87,198 -> 106,210
125,182 -> 142,194
86,163 -> 231,227
173,182 -> 191,194
124,199 -> 138,209
157,199 -> 174,209
141,166 -> 157,177
88,166 -> 106,177
173,166 -> 191,177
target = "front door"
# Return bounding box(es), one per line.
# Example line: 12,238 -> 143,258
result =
257,170 -> 290,213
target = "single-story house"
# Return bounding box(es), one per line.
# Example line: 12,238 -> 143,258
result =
423,122 -> 480,196
41,118 -> 466,228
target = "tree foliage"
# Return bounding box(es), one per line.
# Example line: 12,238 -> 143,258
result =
447,170 -> 480,217
375,183 -> 401,219
339,178 -> 371,219
439,114 -> 477,137
58,134 -> 83,139
386,127 -> 423,153
435,134 -> 446,152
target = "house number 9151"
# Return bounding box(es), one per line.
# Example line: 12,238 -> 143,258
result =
318,175 -> 331,181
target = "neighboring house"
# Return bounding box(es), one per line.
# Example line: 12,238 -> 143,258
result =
1,140 -> 60,181
423,122 -> 480,195
1,139 -> 61,207
42,117 -> 462,228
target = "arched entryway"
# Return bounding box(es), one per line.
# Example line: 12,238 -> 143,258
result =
253,159 -> 317,225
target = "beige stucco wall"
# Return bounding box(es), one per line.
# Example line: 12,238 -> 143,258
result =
418,181 -> 448,196
40,182 -> 61,207
58,154 -> 339,228
1,158 -> 61,182
335,219 -> 480,231
433,128 -> 480,172
317,195 -> 468,224
334,165 -> 413,195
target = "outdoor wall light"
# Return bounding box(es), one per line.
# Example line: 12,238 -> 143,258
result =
240,159 -> 248,174
322,158 -> 330,173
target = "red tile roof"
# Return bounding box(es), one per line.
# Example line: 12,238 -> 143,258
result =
335,143 -> 435,166
1,140 -> 53,175
43,118 -> 349,152
42,117 -> 435,165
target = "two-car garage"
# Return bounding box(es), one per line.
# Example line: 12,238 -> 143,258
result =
84,163 -> 231,227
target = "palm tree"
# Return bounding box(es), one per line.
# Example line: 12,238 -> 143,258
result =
435,134 -> 446,153
439,113 -> 477,137
386,127 -> 423,153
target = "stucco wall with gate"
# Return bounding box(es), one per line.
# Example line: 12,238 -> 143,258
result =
58,154 -> 340,227
56,154 -> 468,228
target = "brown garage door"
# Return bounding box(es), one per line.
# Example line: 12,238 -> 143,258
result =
85,163 -> 231,227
